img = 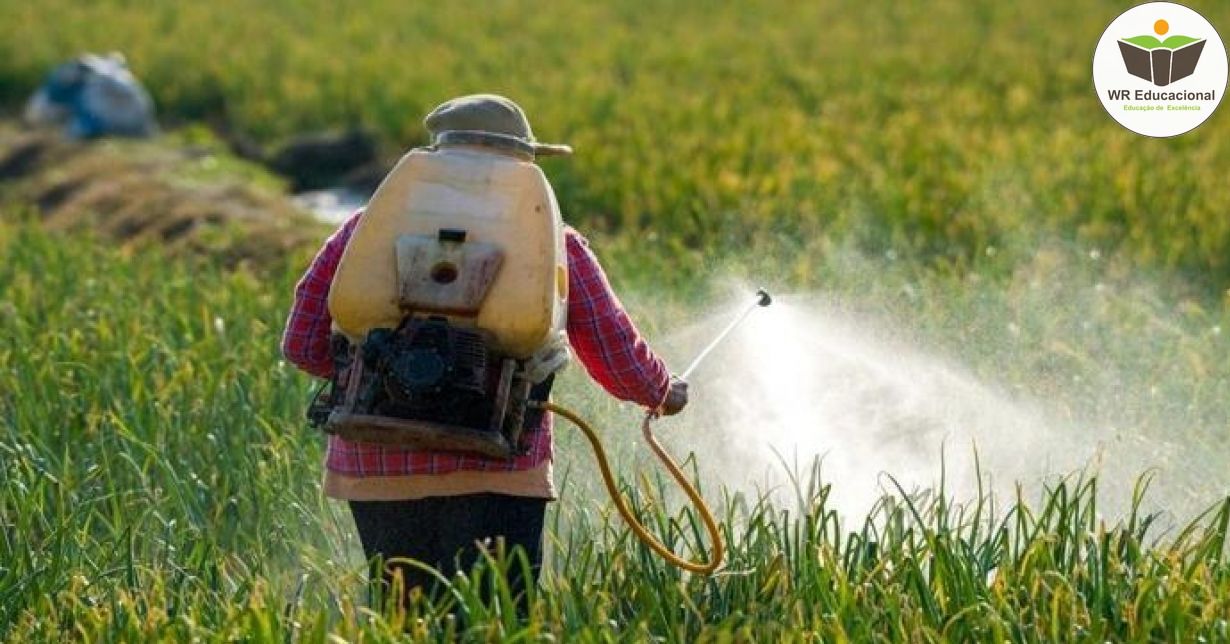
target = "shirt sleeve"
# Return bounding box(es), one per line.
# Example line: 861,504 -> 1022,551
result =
280,210 -> 363,379
564,228 -> 672,409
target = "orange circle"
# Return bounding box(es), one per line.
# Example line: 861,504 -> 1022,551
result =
1154,19 -> 1169,35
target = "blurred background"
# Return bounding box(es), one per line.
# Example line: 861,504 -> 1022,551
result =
1,0 -> 1227,288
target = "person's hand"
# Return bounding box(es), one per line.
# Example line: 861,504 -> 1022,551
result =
657,376 -> 689,416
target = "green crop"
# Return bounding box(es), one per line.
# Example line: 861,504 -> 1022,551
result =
2,219 -> 1229,641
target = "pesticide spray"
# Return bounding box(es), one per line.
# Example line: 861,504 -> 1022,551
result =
653,276 -> 1230,524
670,293 -> 1059,516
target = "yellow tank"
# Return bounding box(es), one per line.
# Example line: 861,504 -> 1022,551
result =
328,146 -> 567,358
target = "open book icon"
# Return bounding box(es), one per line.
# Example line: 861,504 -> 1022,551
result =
1118,35 -> 1207,86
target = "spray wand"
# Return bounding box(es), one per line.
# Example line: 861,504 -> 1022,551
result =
537,288 -> 772,574
680,289 -> 773,380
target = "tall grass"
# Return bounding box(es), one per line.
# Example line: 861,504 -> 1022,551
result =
1,1 -> 1229,291
3,221 -> 1229,641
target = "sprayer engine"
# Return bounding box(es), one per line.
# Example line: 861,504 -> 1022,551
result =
314,314 -> 540,458
361,317 -> 491,427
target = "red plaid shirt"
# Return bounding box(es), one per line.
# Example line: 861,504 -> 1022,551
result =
282,209 -> 670,476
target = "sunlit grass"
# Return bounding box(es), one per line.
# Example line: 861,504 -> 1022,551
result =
3,222 -> 1229,641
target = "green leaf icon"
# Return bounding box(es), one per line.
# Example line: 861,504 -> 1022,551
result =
1122,34 -> 1202,50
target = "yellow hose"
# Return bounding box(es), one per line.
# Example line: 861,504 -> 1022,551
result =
535,401 -> 724,575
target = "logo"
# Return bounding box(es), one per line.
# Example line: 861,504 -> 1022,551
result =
1093,2 -> 1227,137
1118,20 -> 1205,86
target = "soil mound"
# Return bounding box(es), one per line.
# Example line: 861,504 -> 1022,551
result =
0,125 -> 326,269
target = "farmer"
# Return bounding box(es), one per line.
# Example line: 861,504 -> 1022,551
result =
281,94 -> 688,610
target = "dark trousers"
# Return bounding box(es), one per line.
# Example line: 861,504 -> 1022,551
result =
349,494 -> 547,612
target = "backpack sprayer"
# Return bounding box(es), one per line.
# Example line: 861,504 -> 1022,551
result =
311,137 -> 771,575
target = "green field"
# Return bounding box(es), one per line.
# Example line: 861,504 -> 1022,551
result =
2,0 -> 1230,641
2,0 -> 1229,290
2,221 -> 1229,640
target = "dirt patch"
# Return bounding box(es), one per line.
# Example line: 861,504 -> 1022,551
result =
0,137 -> 53,179
0,125 -> 328,270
